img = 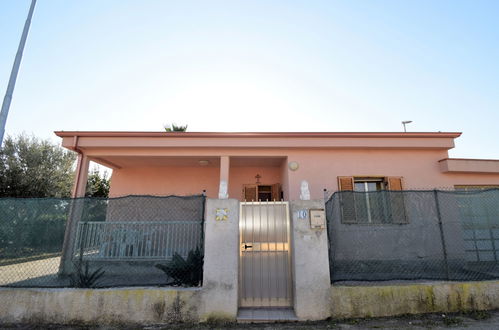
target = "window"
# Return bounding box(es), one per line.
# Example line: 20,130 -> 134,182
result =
338,176 -> 407,225
354,178 -> 389,224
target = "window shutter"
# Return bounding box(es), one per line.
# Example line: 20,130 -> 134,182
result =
385,177 -> 407,224
244,185 -> 257,201
271,183 -> 281,201
386,177 -> 403,190
338,176 -> 354,191
337,176 -> 356,223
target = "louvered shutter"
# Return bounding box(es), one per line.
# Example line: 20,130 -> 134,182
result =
385,177 -> 407,224
386,177 -> 403,191
338,176 -> 354,191
337,176 -> 356,223
271,183 -> 281,201
244,185 -> 257,201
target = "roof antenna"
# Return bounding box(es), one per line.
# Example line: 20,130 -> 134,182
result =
402,120 -> 412,132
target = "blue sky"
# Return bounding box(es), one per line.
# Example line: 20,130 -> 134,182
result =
1,0 -> 498,158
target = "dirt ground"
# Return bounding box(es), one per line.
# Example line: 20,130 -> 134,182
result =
1,310 -> 499,330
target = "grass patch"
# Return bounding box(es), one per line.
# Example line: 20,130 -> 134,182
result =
462,310 -> 492,320
442,316 -> 463,326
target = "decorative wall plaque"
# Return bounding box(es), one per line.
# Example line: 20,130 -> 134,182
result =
215,208 -> 228,221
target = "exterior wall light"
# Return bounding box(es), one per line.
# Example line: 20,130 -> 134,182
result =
288,161 -> 299,171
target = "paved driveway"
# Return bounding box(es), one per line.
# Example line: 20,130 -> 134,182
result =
0,256 -> 64,286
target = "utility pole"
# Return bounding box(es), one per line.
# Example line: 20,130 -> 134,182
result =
0,0 -> 37,146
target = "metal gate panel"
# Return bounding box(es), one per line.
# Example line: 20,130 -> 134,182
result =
239,201 -> 292,307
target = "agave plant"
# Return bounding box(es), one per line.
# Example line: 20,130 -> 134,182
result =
155,247 -> 203,286
69,261 -> 105,288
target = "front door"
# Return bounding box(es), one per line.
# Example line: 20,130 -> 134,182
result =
239,201 -> 292,307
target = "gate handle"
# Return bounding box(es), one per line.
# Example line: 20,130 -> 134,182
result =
244,244 -> 253,250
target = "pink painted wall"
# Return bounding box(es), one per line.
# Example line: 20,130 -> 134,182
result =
228,166 -> 282,200
106,150 -> 499,201
109,166 -> 220,198
284,149 -> 499,200
280,158 -> 289,201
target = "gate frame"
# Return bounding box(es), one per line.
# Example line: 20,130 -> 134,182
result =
238,200 -> 294,308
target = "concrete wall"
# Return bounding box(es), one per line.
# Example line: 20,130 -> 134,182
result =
0,287 -> 201,324
199,198 -> 240,321
4,281 -> 499,324
290,200 -> 331,320
331,281 -> 499,318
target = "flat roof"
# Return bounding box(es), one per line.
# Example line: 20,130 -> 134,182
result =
54,131 -> 462,138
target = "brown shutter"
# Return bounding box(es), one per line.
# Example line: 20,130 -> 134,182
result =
386,177 -> 403,190
271,183 -> 281,201
385,177 -> 407,224
337,176 -> 356,223
243,185 -> 257,201
338,176 -> 354,191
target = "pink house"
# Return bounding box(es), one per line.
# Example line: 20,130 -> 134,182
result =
50,130 -> 499,320
55,131 -> 499,199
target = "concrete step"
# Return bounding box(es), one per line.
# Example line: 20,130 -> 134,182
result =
237,307 -> 298,323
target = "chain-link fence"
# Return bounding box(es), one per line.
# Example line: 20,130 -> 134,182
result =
0,195 -> 205,288
326,189 -> 499,283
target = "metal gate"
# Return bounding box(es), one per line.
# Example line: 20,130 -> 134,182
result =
239,201 -> 293,307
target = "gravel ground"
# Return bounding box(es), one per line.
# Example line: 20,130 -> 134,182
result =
1,310 -> 499,329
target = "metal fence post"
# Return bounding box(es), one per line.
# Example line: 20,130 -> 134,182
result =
434,190 -> 450,280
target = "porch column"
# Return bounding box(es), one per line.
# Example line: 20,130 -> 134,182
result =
59,153 -> 90,274
219,156 -> 230,199
72,153 -> 90,198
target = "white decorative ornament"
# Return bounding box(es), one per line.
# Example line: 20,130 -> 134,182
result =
288,161 -> 299,171
218,180 -> 229,199
300,180 -> 311,200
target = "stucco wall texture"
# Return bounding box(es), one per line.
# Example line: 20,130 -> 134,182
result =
108,149 -> 499,200
330,281 -> 499,319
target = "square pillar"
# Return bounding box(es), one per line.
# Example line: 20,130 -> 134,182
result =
200,198 -> 240,321
72,153 -> 90,198
59,153 -> 90,274
219,156 -> 230,199
290,199 -> 331,320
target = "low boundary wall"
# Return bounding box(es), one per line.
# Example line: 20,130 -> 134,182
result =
2,281 -> 499,324
0,287 -> 201,324
331,280 -> 499,319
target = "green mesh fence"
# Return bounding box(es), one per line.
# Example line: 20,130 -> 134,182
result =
326,189 -> 499,283
0,195 -> 205,288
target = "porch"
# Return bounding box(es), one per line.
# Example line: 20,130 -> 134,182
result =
74,153 -> 289,201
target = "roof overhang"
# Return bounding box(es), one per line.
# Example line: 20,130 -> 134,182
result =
55,131 -> 460,151
55,131 -> 462,139
55,131 -> 462,169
